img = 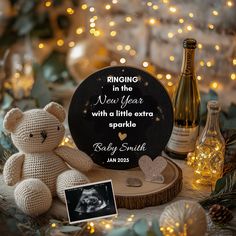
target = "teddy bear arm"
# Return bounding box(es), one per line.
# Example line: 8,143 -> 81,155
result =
55,146 -> 93,172
3,153 -> 24,186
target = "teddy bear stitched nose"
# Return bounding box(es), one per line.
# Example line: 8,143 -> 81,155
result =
40,130 -> 47,143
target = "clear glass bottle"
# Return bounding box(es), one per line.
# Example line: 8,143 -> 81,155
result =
194,100 -> 225,186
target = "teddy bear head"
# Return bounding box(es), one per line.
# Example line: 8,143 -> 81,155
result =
3,102 -> 66,153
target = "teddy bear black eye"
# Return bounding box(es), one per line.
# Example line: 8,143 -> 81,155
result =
57,126 -> 60,130
29,133 -> 33,137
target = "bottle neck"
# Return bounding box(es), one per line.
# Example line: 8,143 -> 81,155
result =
204,110 -> 221,135
181,48 -> 195,75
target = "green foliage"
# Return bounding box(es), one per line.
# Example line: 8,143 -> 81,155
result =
41,50 -> 73,83
133,219 -> 149,236
151,218 -> 163,236
199,170 -> 236,209
0,0 -> 79,52
107,227 -> 136,236
107,218 -> 163,236
213,170 -> 236,196
31,64 -> 51,107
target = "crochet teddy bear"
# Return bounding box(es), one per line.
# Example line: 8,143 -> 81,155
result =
3,102 -> 94,216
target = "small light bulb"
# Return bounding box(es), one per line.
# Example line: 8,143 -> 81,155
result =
124,45 -> 131,51
38,43 -> 44,49
57,39 -> 64,47
212,10 -> 219,16
169,6 -> 177,13
157,74 -> 163,79
206,61 -> 212,67
153,5 -> 159,10
90,28 -> 95,34
89,7 -> 95,12
231,73 -> 236,80
233,58 -> 236,65
68,41 -> 75,47
215,45 -> 220,51
125,16 -> 132,22
197,75 -> 202,80
94,31 -> 101,37
208,24 -> 214,30
169,56 -> 175,61
90,22 -> 95,27
105,224 -> 111,229
112,0 -> 118,4
51,223 -> 57,228
110,31 -> 117,37
178,28 -> 183,33
109,21 -> 115,26
129,49 -> 136,56
81,4 -> 88,10
198,43 -> 203,49
149,18 -> 156,25
187,25 -> 193,31
189,12 -> 194,18
166,74 -> 172,80
210,81 -> 219,89
45,1 -> 52,7
105,4 -> 111,10
120,58 -> 126,64
142,61 -> 149,67
66,8 -> 74,15
227,1 -> 233,7
179,18 -> 184,24
168,32 -> 174,38
116,44 -> 123,51
167,81 -> 173,86
76,27 -> 83,35
200,61 -> 205,66
147,1 -> 153,6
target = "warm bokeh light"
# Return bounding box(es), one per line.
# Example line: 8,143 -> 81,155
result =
76,27 -> 83,35
120,58 -> 126,64
57,39 -> 64,47
81,4 -> 88,10
231,73 -> 236,80
66,7 -> 74,15
168,32 -> 174,38
125,16 -> 132,22
110,31 -> 117,37
38,43 -> 44,49
142,61 -> 149,67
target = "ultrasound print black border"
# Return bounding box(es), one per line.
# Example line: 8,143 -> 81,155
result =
64,180 -> 118,224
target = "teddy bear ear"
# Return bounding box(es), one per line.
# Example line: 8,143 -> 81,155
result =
44,102 -> 66,122
3,108 -> 24,133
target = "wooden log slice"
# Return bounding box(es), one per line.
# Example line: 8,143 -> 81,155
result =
87,157 -> 182,209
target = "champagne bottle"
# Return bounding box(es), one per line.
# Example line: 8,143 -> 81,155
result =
166,38 -> 200,159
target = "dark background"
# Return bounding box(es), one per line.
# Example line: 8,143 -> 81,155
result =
68,66 -> 173,169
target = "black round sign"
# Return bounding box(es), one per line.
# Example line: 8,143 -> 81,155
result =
68,66 -> 173,169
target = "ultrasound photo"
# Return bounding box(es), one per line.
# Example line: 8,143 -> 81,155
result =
65,180 -> 117,223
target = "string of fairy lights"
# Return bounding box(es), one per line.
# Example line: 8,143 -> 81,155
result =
39,0 -> 236,92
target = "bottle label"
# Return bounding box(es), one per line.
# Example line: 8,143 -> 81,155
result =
167,126 -> 199,153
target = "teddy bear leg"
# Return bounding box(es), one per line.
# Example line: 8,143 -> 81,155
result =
14,178 -> 52,217
56,169 -> 89,203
